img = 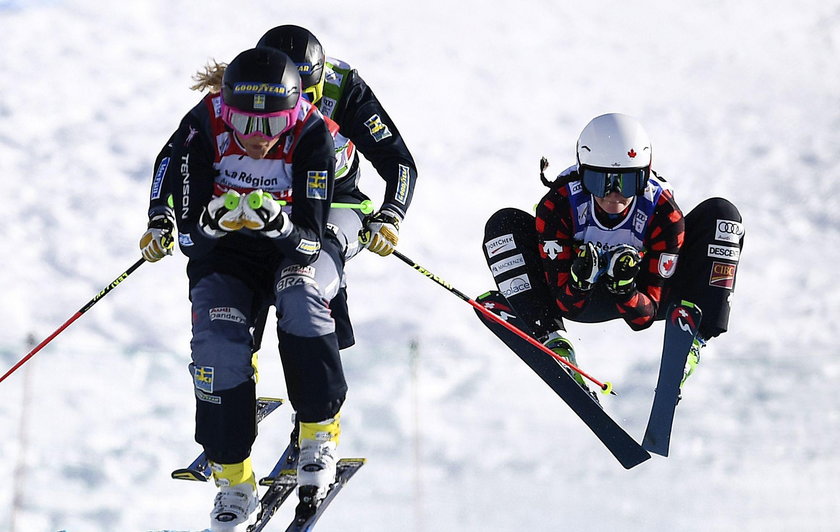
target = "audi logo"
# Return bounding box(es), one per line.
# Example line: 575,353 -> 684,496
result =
717,221 -> 743,235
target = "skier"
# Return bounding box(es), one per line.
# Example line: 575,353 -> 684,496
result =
141,24 -> 418,350
148,47 -> 346,531
256,24 -> 418,260
481,113 -> 743,394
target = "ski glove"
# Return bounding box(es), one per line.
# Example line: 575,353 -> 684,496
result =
570,241 -> 601,291
605,245 -> 642,295
139,214 -> 175,262
239,190 -> 290,239
360,209 -> 400,256
199,192 -> 246,238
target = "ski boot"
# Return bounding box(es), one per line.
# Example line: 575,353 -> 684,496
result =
680,336 -> 706,388
293,413 -> 340,523
209,457 -> 259,532
543,330 -> 600,405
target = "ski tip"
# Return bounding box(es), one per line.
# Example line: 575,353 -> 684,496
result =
257,396 -> 286,404
171,468 -> 210,482
622,452 -> 653,469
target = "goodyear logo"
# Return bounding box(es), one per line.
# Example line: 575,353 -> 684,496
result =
395,164 -> 410,205
306,170 -> 328,200
296,238 -> 321,255
296,62 -> 315,75
232,82 -> 293,96
194,366 -> 215,393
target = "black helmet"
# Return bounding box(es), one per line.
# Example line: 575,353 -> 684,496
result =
222,47 -> 301,114
221,48 -> 302,139
257,25 -> 326,102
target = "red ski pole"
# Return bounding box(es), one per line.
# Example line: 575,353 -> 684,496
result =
0,258 -> 146,385
391,250 -> 615,395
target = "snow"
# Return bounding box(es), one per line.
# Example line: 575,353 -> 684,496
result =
1,0 -> 839,530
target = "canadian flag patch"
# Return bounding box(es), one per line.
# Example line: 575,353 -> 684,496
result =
658,253 -> 678,278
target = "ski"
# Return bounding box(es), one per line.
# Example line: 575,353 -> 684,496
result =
475,290 -> 651,469
285,458 -> 366,532
171,397 -> 285,482
247,436 -> 300,532
642,301 -> 703,457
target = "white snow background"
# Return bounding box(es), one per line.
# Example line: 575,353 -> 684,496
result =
1,1 -> 839,531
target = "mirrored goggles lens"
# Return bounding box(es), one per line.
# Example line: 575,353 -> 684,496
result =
221,104 -> 296,140
581,167 -> 647,198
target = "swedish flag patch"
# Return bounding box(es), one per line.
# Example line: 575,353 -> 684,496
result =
307,171 -> 328,200
194,366 -> 215,393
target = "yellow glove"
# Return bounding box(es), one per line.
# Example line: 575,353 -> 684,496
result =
360,210 -> 400,256
139,214 -> 175,262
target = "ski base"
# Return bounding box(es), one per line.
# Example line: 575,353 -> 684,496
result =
475,290 -> 651,469
642,301 -> 703,456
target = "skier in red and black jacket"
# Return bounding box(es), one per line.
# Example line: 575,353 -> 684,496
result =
482,113 -> 743,393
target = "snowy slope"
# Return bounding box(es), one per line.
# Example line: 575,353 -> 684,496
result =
1,1 -> 839,531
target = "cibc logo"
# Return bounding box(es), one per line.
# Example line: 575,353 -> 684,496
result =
715,219 -> 744,244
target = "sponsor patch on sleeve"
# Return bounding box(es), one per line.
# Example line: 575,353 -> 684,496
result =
658,253 -> 678,278
150,157 -> 169,200
306,171 -> 329,200
179,233 -> 194,247
364,114 -> 392,142
395,164 -> 410,205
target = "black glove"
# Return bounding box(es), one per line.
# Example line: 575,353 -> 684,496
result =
605,245 -> 642,295
570,242 -> 601,291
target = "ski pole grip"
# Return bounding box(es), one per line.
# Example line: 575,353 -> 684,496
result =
247,190 -> 266,210
223,191 -> 241,211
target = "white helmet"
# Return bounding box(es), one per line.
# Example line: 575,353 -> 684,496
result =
576,113 -> 652,197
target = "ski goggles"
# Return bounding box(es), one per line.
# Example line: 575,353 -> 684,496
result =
220,100 -> 301,141
580,166 -> 649,198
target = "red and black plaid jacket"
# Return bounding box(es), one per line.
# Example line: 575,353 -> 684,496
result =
535,175 -> 685,330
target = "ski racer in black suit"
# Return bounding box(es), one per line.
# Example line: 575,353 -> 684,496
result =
140,25 -> 418,351
146,47 -> 346,530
